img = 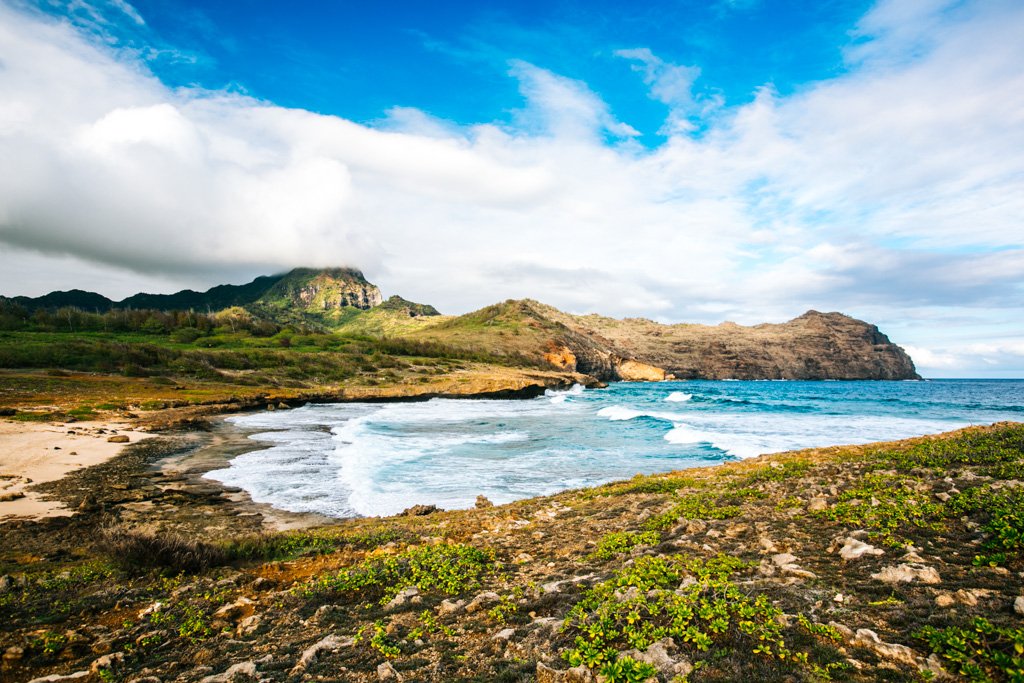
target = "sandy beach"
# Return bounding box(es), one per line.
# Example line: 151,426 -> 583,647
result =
0,419 -> 152,520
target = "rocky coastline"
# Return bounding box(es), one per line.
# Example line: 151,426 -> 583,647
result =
2,418 -> 1024,682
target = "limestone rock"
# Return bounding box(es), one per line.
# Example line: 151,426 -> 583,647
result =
27,673 -> 90,683
535,662 -> 596,683
1015,596 -> 1024,616
401,504 -> 440,516
91,652 -> 124,673
377,662 -> 399,681
839,537 -> 885,561
620,637 -> 693,679
292,634 -> 353,672
871,563 -> 942,585
475,495 -> 494,509
438,599 -> 466,615
198,662 -> 257,683
615,358 -> 668,382
465,591 -> 501,613
384,586 -> 421,611
851,629 -> 920,667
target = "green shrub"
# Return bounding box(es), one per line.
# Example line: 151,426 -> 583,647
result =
298,543 -> 495,605
916,617 -> 1024,681
591,530 -> 662,560
562,555 -> 799,681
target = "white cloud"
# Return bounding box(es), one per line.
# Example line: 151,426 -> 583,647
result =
0,0 -> 1023,375
614,48 -> 708,133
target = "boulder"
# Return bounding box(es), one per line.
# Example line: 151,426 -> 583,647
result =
292,634 -> 353,672
465,591 -> 501,613
401,504 -> 441,516
871,564 -> 941,585
839,537 -> 885,561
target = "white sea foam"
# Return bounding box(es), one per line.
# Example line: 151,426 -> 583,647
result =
546,383 -> 586,404
206,381 -> 1022,520
596,406 -> 687,422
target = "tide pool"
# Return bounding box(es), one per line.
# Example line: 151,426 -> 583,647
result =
206,379 -> 1023,518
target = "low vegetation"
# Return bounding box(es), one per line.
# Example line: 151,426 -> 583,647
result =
3,422 -> 1024,682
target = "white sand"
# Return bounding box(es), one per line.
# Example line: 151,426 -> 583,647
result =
0,420 -> 152,520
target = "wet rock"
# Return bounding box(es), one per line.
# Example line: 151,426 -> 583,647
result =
401,504 -> 440,516
292,634 -> 353,672
871,563 -> 941,585
535,661 -> 596,683
839,537 -> 885,561
107,435 -> 130,443
475,495 -> 494,508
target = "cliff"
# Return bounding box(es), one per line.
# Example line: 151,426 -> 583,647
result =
564,309 -> 919,380
405,300 -> 919,381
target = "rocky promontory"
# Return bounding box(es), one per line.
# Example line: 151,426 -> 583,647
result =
409,300 -> 919,382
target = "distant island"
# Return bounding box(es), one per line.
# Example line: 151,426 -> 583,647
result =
0,267 -> 918,423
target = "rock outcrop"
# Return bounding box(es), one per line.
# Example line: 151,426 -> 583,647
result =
258,268 -> 382,312
411,299 -> 918,381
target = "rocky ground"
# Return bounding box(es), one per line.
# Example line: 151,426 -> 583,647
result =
3,422 -> 1024,682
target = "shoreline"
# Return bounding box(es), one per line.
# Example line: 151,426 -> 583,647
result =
4,421 -> 1024,682
0,419 -> 153,520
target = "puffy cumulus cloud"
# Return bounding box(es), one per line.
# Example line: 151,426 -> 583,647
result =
1,0 -> 1023,375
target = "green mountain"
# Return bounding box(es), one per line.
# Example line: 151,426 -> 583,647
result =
1,268 -> 918,380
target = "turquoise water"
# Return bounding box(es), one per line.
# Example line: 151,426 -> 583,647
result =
206,380 -> 1024,518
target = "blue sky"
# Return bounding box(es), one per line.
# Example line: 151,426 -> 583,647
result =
0,0 -> 1023,377
122,0 -> 873,142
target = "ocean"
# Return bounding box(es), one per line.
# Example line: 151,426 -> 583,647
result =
205,379 -> 1024,518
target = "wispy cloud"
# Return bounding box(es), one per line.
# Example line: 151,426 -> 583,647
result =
0,0 -> 1022,375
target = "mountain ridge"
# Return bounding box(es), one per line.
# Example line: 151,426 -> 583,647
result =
1,268 -> 919,380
